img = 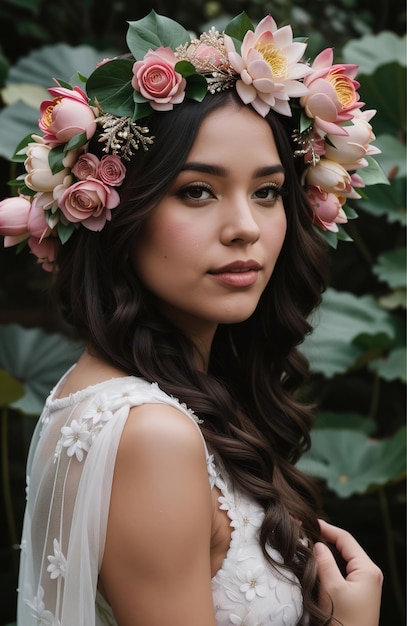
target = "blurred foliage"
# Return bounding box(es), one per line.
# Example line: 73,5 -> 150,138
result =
0,1 -> 405,625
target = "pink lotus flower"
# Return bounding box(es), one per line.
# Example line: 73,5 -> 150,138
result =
325,109 -> 381,170
300,48 -> 362,136
72,153 -> 100,180
97,155 -> 126,186
28,196 -> 54,240
132,47 -> 187,111
39,85 -> 97,146
28,236 -> 58,272
223,15 -> 309,117
305,158 -> 353,195
24,142 -> 72,192
306,185 -> 347,232
58,178 -> 120,231
0,196 -> 31,241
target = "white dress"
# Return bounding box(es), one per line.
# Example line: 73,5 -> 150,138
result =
17,372 -> 304,626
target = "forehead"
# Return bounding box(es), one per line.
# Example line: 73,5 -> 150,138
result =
186,105 -> 281,165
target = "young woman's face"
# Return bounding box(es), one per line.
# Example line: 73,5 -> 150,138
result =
132,104 -> 287,343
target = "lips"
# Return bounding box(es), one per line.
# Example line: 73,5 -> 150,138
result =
208,260 -> 262,274
207,260 -> 262,288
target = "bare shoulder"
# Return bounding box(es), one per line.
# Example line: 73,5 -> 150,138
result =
120,401 -> 206,461
101,402 -> 215,625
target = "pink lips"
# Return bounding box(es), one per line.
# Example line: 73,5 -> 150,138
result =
208,260 -> 261,287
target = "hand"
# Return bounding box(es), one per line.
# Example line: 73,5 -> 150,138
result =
315,519 -> 383,626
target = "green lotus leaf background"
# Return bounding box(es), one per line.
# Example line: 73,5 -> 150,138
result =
302,288 -> 396,377
373,247 -> 406,289
0,324 -> 83,416
297,427 -> 406,497
0,43 -> 115,160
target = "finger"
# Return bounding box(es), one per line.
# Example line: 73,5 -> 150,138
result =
318,519 -> 375,580
314,541 -> 346,588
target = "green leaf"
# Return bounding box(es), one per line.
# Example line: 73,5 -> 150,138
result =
132,101 -> 153,122
357,63 -> 405,136
0,369 -> 25,407
86,59 -> 135,118
175,60 -> 198,78
358,177 -> 406,226
64,131 -> 87,152
184,73 -> 208,102
57,221 -> 76,244
373,247 -> 406,289
302,288 -> 395,377
0,324 -> 84,416
313,411 -> 376,434
12,133 -> 34,162
317,228 -> 339,249
342,204 -> 358,219
126,10 -> 191,60
48,144 -> 67,175
358,156 -> 389,186
18,183 -> 36,197
343,31 -> 406,75
8,43 -> 117,89
297,427 -> 406,497
374,134 -> 406,180
368,347 -> 407,383
54,78 -> 73,90
224,12 -> 254,53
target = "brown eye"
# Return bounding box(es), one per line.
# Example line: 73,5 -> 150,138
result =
253,184 -> 283,202
178,184 -> 214,201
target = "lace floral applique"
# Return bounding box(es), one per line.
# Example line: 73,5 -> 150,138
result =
47,539 -> 67,580
60,419 -> 91,461
55,393 -> 118,462
25,585 -> 58,626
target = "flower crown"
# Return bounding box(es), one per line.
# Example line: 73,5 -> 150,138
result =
0,11 -> 383,271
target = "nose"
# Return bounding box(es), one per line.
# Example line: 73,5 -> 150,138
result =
220,196 -> 261,246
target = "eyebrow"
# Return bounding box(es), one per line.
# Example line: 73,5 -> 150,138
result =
180,162 -> 285,178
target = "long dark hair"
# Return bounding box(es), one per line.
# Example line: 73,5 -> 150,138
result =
57,90 -> 330,624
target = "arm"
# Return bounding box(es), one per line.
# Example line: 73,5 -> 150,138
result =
315,519 -> 383,626
99,403 -> 216,626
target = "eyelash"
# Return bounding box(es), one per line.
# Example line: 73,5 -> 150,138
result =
176,182 -> 285,204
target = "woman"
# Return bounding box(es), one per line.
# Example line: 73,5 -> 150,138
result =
0,12 -> 382,626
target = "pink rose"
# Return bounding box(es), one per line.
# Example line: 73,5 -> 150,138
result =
97,155 -> 126,186
301,48 -> 362,136
72,153 -> 100,180
132,47 -> 186,111
0,196 -> 31,237
28,236 -> 58,272
58,178 -> 120,231
306,185 -> 347,232
39,85 -> 97,146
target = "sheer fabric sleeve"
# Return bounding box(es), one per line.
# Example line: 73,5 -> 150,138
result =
17,377 -> 209,626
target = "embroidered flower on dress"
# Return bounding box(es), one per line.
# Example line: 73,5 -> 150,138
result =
219,495 -> 264,531
82,393 -> 114,424
47,538 -> 67,579
25,585 -> 55,625
60,419 -> 91,461
230,614 -> 249,625
239,565 -> 269,601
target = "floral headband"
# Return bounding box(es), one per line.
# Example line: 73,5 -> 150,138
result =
0,11 -> 382,271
